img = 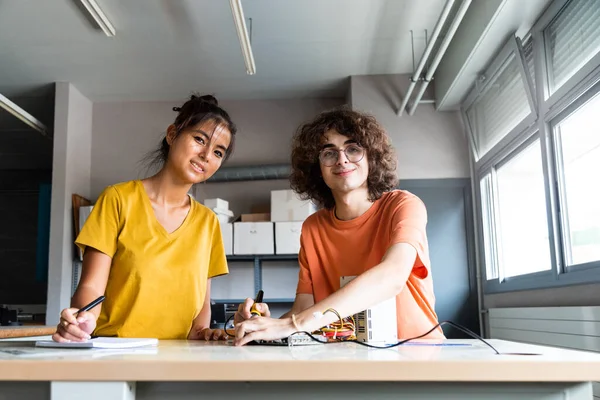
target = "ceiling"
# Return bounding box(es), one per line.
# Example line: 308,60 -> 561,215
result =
0,0 -> 449,101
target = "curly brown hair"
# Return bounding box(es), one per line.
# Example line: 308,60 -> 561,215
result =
290,107 -> 398,209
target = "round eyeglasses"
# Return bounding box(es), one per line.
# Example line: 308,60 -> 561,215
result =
318,144 -> 365,167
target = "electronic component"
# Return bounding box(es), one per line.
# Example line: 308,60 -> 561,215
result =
247,332 -> 328,347
287,332 -> 327,346
340,276 -> 398,344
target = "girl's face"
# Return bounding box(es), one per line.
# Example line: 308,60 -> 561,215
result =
165,119 -> 232,184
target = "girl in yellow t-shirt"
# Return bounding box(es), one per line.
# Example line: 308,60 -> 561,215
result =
52,94 -> 235,342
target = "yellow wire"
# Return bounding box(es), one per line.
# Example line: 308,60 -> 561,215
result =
319,308 -> 357,341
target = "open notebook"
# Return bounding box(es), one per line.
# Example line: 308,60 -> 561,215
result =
35,337 -> 158,349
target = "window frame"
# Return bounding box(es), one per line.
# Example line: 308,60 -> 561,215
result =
547,79 -> 600,273
463,35 -> 538,166
535,0 -> 600,110
467,0 -> 600,294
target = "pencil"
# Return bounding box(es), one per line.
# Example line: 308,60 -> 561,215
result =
75,295 -> 105,315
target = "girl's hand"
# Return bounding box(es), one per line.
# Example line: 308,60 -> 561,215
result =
188,327 -> 228,341
52,308 -> 97,343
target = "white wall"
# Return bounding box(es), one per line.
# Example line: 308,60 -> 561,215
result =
90,98 -> 343,199
46,82 -> 92,324
350,75 -> 470,179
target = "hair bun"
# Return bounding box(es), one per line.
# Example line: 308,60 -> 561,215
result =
173,94 -> 219,114
191,94 -> 218,107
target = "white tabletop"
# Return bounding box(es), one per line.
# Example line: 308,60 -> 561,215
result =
1,339 -> 599,382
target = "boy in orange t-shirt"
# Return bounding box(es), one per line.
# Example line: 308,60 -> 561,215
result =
233,107 -> 444,345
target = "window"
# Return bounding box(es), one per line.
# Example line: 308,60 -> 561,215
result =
464,38 -> 535,160
545,0 -> 600,94
467,0 -> 600,291
480,174 -> 498,280
552,91 -> 600,266
495,139 -> 552,278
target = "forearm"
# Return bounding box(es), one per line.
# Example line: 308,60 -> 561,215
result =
192,305 -> 211,330
192,281 -> 213,330
295,261 -> 407,332
71,284 -> 104,319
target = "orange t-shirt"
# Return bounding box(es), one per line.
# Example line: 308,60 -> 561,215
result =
296,189 -> 444,339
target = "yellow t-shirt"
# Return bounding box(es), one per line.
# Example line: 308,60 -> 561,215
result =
75,180 -> 228,339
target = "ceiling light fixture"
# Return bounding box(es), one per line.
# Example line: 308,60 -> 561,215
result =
79,0 -> 116,37
229,0 -> 256,75
0,93 -> 48,136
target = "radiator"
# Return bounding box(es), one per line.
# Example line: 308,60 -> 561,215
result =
489,306 -> 600,399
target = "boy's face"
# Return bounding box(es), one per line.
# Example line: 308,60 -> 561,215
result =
319,129 -> 369,196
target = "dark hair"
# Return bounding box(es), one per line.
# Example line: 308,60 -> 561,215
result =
145,94 -> 237,170
289,107 -> 398,209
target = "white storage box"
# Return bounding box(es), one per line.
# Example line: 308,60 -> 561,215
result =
271,190 -> 317,222
220,222 -> 233,255
233,222 -> 274,255
275,222 -> 302,254
213,208 -> 233,225
204,198 -> 229,210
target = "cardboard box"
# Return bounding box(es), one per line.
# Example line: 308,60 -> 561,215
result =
233,222 -> 274,255
271,190 -> 317,222
220,222 -> 233,255
240,213 -> 270,222
275,222 -> 302,254
204,198 -> 229,210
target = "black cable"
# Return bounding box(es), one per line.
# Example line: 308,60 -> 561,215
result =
294,320 -> 500,355
224,314 -> 236,337
224,313 -> 500,355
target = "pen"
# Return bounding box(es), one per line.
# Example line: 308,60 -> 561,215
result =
75,295 -> 105,316
250,290 -> 264,317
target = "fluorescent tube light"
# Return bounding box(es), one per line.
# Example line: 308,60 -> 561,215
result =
230,0 -> 256,75
0,93 -> 48,136
79,0 -> 116,37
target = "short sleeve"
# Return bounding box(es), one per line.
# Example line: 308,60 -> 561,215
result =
295,233 -> 313,295
390,194 -> 429,279
75,186 -> 121,258
208,219 -> 229,279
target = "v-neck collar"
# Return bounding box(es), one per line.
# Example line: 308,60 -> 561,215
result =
136,180 -> 194,240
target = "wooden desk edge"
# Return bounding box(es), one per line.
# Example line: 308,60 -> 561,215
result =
0,326 -> 56,339
1,360 -> 600,382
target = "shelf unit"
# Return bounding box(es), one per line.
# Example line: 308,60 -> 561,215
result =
220,254 -> 298,303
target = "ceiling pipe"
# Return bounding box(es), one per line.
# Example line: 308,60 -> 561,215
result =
206,164 -> 290,183
397,0 -> 455,116
407,0 -> 473,116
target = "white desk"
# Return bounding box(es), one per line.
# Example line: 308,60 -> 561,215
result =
1,339 -> 599,399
